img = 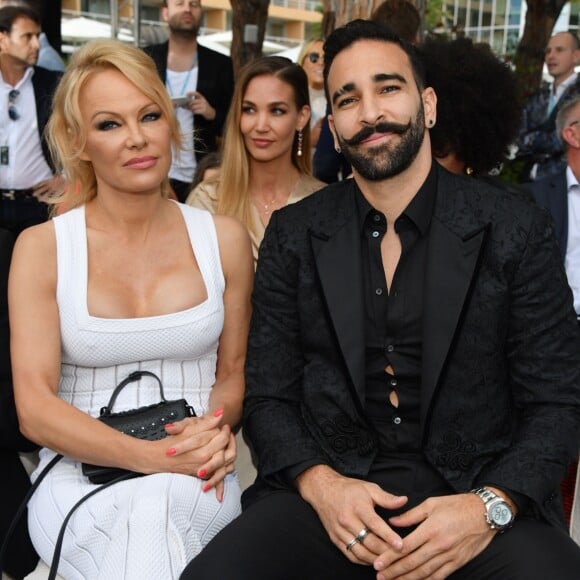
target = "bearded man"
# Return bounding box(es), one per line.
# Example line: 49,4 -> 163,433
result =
144,0 -> 233,201
180,19 -> 580,580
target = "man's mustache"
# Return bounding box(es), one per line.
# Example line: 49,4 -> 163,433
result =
341,120 -> 412,147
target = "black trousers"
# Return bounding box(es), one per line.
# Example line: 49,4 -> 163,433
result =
180,490 -> 580,580
0,198 -> 48,238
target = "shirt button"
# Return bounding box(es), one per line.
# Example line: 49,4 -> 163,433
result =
373,214 -> 381,222
375,288 -> 383,296
386,344 -> 394,353
372,231 -> 380,238
390,378 -> 397,386
393,416 -> 402,425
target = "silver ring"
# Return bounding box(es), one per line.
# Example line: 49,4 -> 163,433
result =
345,527 -> 370,552
345,536 -> 359,552
356,527 -> 370,544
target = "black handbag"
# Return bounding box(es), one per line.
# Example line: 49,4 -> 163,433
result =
0,370 -> 196,580
82,370 -> 196,484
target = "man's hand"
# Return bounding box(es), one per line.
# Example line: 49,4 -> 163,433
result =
33,175 -> 66,202
374,493 -> 496,579
296,465 -> 408,566
186,91 -> 216,121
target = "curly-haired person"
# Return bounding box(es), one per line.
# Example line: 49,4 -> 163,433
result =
418,37 -> 522,178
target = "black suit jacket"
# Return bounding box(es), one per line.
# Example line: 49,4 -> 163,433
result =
525,170 -> 568,260
244,164 -> 580,529
32,65 -> 62,172
143,42 -> 234,161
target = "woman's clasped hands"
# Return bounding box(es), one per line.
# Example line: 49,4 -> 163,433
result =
145,409 -> 236,501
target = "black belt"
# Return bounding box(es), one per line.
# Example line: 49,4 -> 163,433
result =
0,188 -> 35,200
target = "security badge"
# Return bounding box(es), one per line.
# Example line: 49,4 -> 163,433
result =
0,146 -> 8,165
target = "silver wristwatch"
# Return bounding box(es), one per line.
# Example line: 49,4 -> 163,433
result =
471,487 -> 515,533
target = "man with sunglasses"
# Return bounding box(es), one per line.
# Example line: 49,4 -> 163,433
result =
0,5 -> 62,236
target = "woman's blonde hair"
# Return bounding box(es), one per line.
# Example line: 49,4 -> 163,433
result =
297,38 -> 324,68
217,56 -> 312,239
47,39 -> 181,211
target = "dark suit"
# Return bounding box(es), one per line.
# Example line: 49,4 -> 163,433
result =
516,78 -> 580,181
244,166 -> 580,528
0,228 -> 39,578
181,165 -> 580,579
32,65 -> 62,172
525,170 -> 568,260
143,42 -> 233,161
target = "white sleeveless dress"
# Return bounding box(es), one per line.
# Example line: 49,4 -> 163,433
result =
28,204 -> 242,580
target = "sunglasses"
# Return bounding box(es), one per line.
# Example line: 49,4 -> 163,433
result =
307,52 -> 323,64
8,89 -> 20,121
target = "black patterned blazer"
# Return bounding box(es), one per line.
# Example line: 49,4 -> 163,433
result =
244,164 -> 580,528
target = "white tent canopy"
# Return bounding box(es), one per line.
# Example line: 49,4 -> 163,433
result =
61,16 -> 302,60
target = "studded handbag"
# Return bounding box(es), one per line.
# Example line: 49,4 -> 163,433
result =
81,370 -> 196,484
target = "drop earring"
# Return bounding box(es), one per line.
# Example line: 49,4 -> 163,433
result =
297,129 -> 303,157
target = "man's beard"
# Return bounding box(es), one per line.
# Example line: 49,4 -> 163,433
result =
168,15 -> 199,38
336,105 -> 426,181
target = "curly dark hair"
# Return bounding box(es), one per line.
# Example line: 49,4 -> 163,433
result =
418,37 -> 522,175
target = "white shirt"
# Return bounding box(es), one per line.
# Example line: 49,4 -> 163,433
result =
166,66 -> 199,183
549,72 -> 578,113
0,67 -> 53,189
565,166 -> 580,315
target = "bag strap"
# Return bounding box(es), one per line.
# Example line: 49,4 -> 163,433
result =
101,370 -> 166,417
47,471 -> 140,580
0,453 -> 63,574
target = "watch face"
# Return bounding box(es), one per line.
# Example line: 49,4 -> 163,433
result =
490,502 -> 512,526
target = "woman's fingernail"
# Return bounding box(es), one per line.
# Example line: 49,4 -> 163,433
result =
214,408 -> 224,418
166,448 -> 176,456
198,469 -> 207,478
203,483 -> 212,492
165,423 -> 174,429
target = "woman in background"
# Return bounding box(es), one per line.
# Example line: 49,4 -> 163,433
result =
187,56 -> 324,263
9,40 -> 253,579
297,39 -> 326,149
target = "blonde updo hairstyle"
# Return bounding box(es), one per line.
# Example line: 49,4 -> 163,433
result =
47,39 -> 181,210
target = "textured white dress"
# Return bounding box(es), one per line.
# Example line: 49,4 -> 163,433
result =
28,204 -> 242,580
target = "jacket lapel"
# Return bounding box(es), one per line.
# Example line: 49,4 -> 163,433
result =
310,188 -> 367,403
420,175 -> 487,434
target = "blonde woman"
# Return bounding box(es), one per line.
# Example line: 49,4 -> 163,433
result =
298,38 -> 326,148
9,40 -> 253,579
186,56 -> 325,263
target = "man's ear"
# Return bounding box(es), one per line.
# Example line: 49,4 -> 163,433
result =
328,115 -> 341,152
562,126 -> 580,150
421,87 -> 437,127
161,7 -> 169,23
0,31 -> 8,52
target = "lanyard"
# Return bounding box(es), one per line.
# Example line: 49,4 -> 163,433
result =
166,52 -> 198,96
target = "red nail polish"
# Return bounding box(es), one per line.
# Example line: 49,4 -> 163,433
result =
203,483 -> 212,492
165,423 -> 174,429
166,448 -> 176,456
198,469 -> 207,478
214,408 -> 224,418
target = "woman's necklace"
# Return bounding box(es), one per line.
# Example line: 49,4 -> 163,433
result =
252,194 -> 281,215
